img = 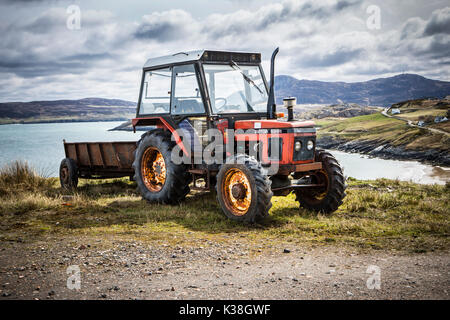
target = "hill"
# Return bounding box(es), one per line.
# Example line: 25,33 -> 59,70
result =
275,74 -> 450,106
0,98 -> 136,124
388,98 -> 450,133
316,99 -> 450,166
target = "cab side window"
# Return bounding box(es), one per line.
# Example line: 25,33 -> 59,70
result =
172,64 -> 205,115
139,68 -> 171,115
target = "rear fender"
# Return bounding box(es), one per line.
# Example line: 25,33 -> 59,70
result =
132,117 -> 189,156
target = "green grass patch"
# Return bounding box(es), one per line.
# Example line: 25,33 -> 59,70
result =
0,163 -> 448,252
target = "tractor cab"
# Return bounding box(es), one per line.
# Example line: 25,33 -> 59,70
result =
134,50 -> 269,121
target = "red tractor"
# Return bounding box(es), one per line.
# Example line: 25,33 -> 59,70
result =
60,49 -> 346,222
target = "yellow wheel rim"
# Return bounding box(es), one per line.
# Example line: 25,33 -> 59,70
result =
141,147 -> 166,192
222,168 -> 252,216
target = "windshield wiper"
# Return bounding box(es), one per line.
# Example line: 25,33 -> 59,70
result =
230,60 -> 264,95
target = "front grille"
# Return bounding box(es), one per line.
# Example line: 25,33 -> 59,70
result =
293,136 -> 315,161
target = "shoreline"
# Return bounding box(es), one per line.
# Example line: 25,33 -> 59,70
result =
0,118 -> 131,125
317,135 -> 450,167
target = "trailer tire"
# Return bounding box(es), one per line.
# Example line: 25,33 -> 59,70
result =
133,129 -> 191,204
216,155 -> 272,223
59,158 -> 78,190
295,150 -> 346,214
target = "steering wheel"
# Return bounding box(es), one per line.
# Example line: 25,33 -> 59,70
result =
215,97 -> 227,111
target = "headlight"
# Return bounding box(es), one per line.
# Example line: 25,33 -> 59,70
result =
307,140 -> 314,150
294,141 -> 302,151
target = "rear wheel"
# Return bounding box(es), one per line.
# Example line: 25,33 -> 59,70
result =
59,158 -> 78,190
295,150 -> 346,214
216,155 -> 272,223
133,129 -> 191,204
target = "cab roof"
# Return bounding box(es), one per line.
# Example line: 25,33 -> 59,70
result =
143,50 -> 261,69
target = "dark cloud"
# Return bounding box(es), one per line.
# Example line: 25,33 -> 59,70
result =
426,35 -> 450,60
296,48 -> 364,68
133,10 -> 193,41
61,53 -> 114,62
204,0 -> 362,38
423,7 -> 450,36
0,60 -> 89,77
23,11 -> 65,33
134,21 -> 181,40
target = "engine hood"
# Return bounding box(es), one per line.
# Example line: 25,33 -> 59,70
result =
234,120 -> 315,130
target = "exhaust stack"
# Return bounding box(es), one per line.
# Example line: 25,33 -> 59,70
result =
283,97 -> 296,121
267,47 -> 279,119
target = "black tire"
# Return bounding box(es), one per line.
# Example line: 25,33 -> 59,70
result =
295,150 -> 346,214
216,155 -> 272,223
133,129 -> 191,204
59,158 -> 78,190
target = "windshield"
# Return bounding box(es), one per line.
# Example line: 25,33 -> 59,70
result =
203,64 -> 268,114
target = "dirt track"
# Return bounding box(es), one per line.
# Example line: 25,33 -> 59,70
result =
1,237 -> 449,300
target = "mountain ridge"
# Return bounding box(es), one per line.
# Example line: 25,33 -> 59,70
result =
274,73 -> 450,106
0,98 -> 136,124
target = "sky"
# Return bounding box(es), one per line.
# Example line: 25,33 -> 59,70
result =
0,0 -> 449,102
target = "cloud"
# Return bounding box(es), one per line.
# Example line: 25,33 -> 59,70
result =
203,0 -> 362,38
423,7 -> 450,36
296,48 -> 364,68
0,0 -> 449,102
394,7 -> 450,62
134,10 -> 196,41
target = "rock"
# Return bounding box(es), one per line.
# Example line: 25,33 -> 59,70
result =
171,287 -> 175,291
283,249 -> 291,253
78,245 -> 86,250
347,291 -> 353,296
48,290 -> 55,296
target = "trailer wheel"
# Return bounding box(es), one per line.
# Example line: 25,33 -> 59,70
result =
295,150 -> 346,214
133,129 -> 191,204
216,155 -> 272,223
59,158 -> 78,190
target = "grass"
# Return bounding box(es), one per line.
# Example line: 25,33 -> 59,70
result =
0,161 -> 449,253
394,108 -> 446,120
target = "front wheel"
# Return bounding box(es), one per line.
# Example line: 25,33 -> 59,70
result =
295,150 -> 346,214
216,155 -> 272,223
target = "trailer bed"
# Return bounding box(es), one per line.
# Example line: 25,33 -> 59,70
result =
63,140 -> 137,179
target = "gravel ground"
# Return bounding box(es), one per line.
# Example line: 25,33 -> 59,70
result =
0,237 -> 449,300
